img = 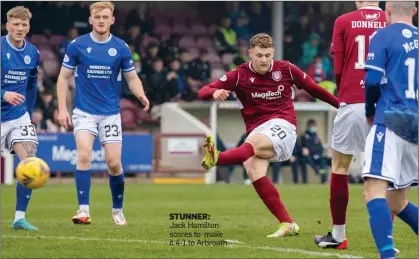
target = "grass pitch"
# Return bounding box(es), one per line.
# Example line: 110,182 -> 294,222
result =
1,183 -> 417,258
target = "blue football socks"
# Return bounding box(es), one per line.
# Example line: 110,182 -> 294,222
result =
397,202 -> 418,235
75,169 -> 91,207
109,172 -> 124,209
367,198 -> 395,259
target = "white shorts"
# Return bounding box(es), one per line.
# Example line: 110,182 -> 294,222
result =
332,103 -> 370,155
72,108 -> 122,145
247,118 -> 297,162
362,124 -> 418,190
1,112 -> 38,154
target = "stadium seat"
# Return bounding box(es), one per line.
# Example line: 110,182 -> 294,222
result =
188,48 -> 200,60
221,53 -> 234,66
210,62 -> 225,70
160,33 -> 172,42
207,53 -> 221,63
42,59 -> 60,78
141,36 -> 160,49
207,47 -> 217,55
207,24 -> 219,35
39,49 -> 56,62
178,36 -> 196,49
49,35 -> 64,47
154,24 -> 172,35
173,24 -> 189,35
191,24 -> 208,36
196,37 -> 213,49
30,34 -> 48,45
211,68 -> 226,81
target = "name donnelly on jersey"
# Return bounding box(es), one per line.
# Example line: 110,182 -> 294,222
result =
403,39 -> 418,53
351,21 -> 386,29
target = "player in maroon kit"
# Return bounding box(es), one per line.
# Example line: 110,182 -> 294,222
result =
314,1 -> 388,249
198,33 -> 339,237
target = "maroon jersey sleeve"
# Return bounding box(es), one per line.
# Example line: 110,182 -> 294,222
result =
331,16 -> 345,89
197,69 -> 238,100
289,63 -> 339,108
331,16 -> 345,55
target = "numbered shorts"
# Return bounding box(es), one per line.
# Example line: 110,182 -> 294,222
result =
247,118 -> 297,162
362,124 -> 418,190
72,108 -> 122,145
1,112 -> 38,154
332,103 -> 371,155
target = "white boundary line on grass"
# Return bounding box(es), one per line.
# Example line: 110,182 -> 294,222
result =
2,235 -> 363,258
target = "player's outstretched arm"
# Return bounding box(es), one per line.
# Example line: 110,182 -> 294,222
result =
123,70 -> 150,111
56,67 -> 73,129
198,70 -> 238,101
289,64 -> 339,108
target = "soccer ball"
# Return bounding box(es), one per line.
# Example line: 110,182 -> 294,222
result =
16,157 -> 50,189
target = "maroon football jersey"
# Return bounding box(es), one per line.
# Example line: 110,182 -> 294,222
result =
208,60 -> 311,134
331,6 -> 386,104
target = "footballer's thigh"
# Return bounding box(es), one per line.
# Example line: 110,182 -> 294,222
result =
6,113 -> 38,160
98,113 -> 123,175
243,156 -> 270,182
72,108 -> 99,170
103,143 -> 122,175
75,132 -> 96,170
247,118 -> 297,161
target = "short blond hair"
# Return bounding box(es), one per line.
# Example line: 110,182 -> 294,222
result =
250,33 -> 274,49
7,6 -> 32,22
90,1 -> 115,15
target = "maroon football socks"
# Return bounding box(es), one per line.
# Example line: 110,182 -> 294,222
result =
330,173 -> 349,225
217,143 -> 254,165
253,176 -> 293,223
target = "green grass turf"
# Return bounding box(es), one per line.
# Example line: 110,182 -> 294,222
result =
1,183 -> 417,258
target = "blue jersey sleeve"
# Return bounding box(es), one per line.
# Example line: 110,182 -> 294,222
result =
62,40 -> 78,70
365,30 -> 387,75
26,48 -> 40,118
121,43 -> 135,72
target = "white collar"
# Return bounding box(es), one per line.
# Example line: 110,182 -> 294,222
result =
360,6 -> 382,10
248,59 -> 274,73
6,35 -> 26,51
89,32 -> 112,44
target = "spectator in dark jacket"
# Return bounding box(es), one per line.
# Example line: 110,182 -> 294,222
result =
300,119 -> 328,183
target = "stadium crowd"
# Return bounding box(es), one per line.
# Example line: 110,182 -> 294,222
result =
1,1 -> 350,133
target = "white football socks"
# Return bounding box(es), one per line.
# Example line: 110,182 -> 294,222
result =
332,224 -> 346,242
80,205 -> 90,213
14,210 -> 25,223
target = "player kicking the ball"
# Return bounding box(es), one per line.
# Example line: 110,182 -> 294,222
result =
1,6 -> 40,230
57,1 -> 149,225
198,33 -> 339,237
314,1 -> 388,249
362,2 -> 418,258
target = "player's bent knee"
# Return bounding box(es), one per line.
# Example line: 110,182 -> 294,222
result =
363,177 -> 388,203
77,150 -> 92,169
243,157 -> 268,182
106,158 -> 122,175
246,134 -> 275,160
331,149 -> 353,175
387,190 -> 409,214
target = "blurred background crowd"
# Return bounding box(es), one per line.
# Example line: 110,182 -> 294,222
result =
1,1 -> 385,134
2,1 -> 418,183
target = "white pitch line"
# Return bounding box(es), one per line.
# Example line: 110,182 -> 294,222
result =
2,235 -> 363,258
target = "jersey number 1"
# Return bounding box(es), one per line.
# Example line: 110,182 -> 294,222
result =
354,35 -> 373,70
405,57 -> 417,100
